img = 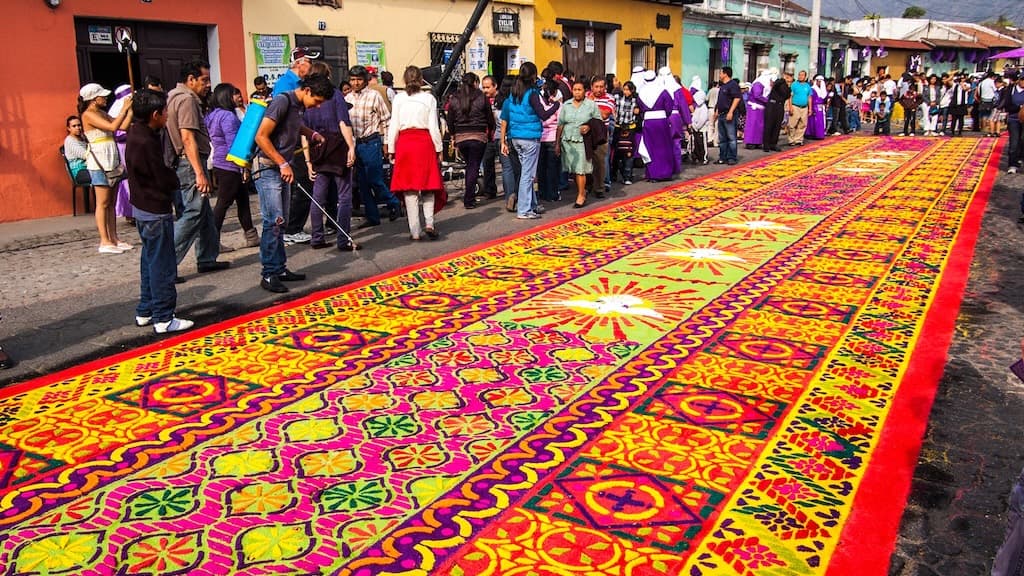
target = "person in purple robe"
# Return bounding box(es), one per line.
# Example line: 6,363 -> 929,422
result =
637,70 -> 676,181
745,70 -> 771,149
658,67 -> 692,177
806,75 -> 828,140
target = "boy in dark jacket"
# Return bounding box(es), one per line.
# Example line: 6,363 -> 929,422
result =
126,89 -> 194,333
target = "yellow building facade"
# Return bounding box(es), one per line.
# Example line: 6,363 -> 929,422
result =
241,0 -> 535,88
533,0 -> 688,81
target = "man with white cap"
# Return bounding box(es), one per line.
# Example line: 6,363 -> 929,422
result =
274,46 -> 319,97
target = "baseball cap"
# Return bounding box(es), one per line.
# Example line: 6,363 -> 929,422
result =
79,83 -> 111,101
291,46 -> 321,62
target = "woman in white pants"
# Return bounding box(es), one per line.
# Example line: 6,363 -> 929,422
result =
921,75 -> 942,136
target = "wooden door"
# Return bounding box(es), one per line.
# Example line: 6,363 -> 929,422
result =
562,27 -> 606,80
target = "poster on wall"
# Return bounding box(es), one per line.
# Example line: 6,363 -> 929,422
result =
88,25 -> 112,45
356,41 -> 387,70
468,37 -> 487,72
585,29 -> 595,54
507,47 -> 521,71
254,34 -> 291,88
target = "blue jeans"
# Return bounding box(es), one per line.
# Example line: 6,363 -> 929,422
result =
847,109 -> 861,131
354,136 -> 400,225
311,171 -> 352,245
136,216 -> 177,323
173,160 -> 220,266
254,167 -> 290,278
717,116 -> 738,163
499,141 -> 520,198
537,141 -> 560,201
511,138 -> 540,216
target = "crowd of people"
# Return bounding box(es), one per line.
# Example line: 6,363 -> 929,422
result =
57,45 -> 1024,339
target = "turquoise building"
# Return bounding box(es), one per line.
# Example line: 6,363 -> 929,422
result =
681,0 -> 850,87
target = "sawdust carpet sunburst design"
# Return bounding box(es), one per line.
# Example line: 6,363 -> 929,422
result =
0,136 -> 1000,576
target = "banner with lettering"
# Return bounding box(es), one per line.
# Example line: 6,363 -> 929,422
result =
254,34 -> 292,88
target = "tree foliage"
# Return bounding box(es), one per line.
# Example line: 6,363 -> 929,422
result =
902,6 -> 926,18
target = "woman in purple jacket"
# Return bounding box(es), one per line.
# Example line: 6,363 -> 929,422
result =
206,83 -> 258,248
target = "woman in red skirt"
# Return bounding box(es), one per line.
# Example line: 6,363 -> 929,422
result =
387,66 -> 446,241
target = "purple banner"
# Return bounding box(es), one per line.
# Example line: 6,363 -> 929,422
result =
721,38 -> 730,63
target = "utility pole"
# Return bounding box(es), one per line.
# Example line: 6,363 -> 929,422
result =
809,0 -> 821,76
434,0 -> 492,100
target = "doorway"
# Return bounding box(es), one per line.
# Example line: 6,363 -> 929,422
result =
488,45 -> 509,85
75,18 -> 208,90
562,26 -> 607,80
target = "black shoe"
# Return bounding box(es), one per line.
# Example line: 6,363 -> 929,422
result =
714,160 -> 727,165
573,202 -> 585,209
1018,215 -> 1024,224
772,148 -> 782,152
0,347 -> 14,370
261,275 -> 288,293
424,228 -> 439,240
310,242 -> 330,249
279,269 -> 306,282
337,242 -> 361,252
357,220 -> 380,229
175,276 -> 186,284
464,201 -> 478,209
388,207 -> 400,221
197,261 -> 230,273
595,191 -> 606,199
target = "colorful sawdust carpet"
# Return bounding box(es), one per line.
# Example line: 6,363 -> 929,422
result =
0,136 -> 1001,575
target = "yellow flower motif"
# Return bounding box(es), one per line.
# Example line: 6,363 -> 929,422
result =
341,393 -> 394,412
298,450 -> 358,477
466,333 -> 511,346
411,390 -> 461,410
457,367 -> 504,384
212,450 -> 274,477
16,532 -> 100,572
230,482 -> 294,514
284,418 -> 340,442
240,524 -> 309,563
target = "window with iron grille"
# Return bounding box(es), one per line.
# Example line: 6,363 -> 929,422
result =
429,32 -> 465,72
295,34 -> 349,81
656,45 -> 670,70
631,44 -> 649,70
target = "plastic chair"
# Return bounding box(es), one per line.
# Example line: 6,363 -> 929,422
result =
60,146 -> 94,216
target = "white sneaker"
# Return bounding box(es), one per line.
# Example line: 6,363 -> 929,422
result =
283,232 -> 312,244
624,179 -> 633,185
116,242 -> 134,250
135,316 -> 152,327
154,317 -> 194,334
1009,166 -> 1019,174
98,245 -> 125,254
516,212 -> 542,220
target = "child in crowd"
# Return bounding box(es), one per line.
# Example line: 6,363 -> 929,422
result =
689,91 -> 711,165
847,91 -> 862,132
125,89 -> 193,333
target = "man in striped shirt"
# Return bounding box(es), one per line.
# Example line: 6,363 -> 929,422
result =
346,65 -> 401,227
589,78 -> 616,195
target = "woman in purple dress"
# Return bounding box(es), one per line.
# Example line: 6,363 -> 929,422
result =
108,85 -> 134,222
806,76 -> 828,140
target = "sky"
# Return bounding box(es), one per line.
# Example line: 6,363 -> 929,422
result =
819,0 -> 1023,26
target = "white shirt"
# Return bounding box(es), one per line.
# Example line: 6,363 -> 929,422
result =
386,91 -> 443,152
980,78 -> 997,101
883,79 -> 896,96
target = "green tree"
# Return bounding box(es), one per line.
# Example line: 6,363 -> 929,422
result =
864,13 -> 882,19
981,14 -> 1017,28
902,6 -> 926,18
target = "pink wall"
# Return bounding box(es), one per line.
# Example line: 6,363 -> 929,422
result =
1,0 -> 245,222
